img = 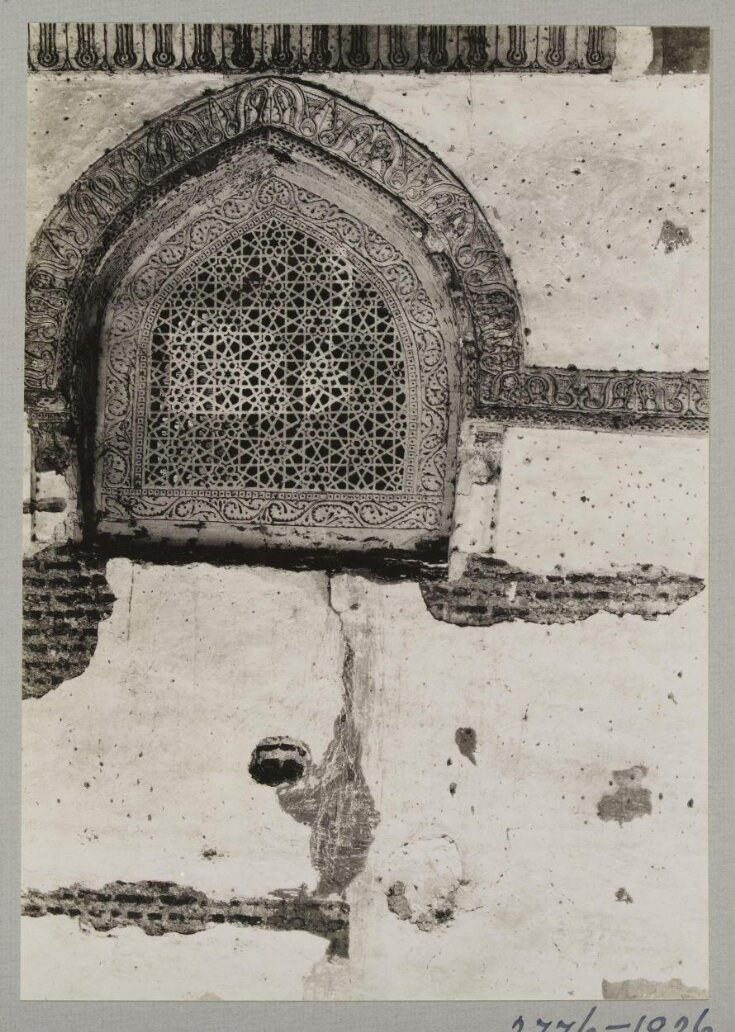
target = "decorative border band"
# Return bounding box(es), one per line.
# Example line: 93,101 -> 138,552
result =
479,367 -> 708,433
28,24 -> 616,75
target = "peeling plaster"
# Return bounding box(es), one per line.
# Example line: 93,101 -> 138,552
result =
384,834 -> 464,932
23,546 -> 116,698
420,557 -> 704,628
22,880 -> 349,957
261,575 -> 380,897
21,560 -> 710,998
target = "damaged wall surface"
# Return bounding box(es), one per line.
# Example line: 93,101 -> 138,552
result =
22,558 -> 707,999
22,27 -> 709,1002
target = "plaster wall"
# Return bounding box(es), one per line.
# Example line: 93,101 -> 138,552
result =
22,62 -> 709,1001
22,558 -> 707,999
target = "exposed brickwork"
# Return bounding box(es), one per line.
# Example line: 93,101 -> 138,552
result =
22,881 -> 349,957
23,546 -> 116,699
419,556 -> 705,627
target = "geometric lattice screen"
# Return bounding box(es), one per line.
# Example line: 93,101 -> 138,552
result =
97,170 -> 455,546
145,219 -> 408,494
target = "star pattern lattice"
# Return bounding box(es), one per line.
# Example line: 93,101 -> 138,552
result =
144,218 -> 409,493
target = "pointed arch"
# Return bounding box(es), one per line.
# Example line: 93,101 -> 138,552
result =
25,76 -> 525,549
25,76 -> 523,413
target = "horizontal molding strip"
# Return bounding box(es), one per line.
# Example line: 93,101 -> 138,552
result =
28,24 -> 615,75
478,366 -> 708,434
26,366 -> 709,436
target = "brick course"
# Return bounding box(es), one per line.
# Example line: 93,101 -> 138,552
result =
23,546 -> 116,699
419,556 -> 705,627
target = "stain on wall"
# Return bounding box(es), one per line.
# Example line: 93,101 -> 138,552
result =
420,556 -> 704,628
658,219 -> 693,253
597,765 -> 652,825
602,976 -> 708,1000
454,727 -> 478,765
272,638 -> 380,896
648,28 -> 710,75
615,887 -> 634,904
23,546 -> 116,699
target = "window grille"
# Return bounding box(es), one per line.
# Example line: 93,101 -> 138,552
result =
145,220 -> 409,494
97,176 -> 454,545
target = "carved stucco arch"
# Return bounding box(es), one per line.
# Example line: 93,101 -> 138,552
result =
25,75 -> 523,425
25,76 -> 528,550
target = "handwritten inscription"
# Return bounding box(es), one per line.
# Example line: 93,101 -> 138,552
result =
511,1007 -> 713,1032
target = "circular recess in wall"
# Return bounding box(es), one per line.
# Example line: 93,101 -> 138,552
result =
248,736 -> 312,786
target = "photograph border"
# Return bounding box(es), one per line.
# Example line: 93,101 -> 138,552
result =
2,1 -> 732,1029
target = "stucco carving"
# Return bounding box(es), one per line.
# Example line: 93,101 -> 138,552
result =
28,24 -> 616,75
25,76 -> 520,412
25,75 -> 707,440
481,367 -> 709,433
97,174 -> 453,533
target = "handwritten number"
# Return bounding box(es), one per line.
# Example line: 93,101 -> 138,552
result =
510,1011 -> 711,1032
692,1009 -> 713,1032
578,1007 -> 599,1032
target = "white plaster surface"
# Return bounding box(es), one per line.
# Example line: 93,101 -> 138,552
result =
23,561 -> 344,898
494,429 -> 708,575
27,71 -> 709,372
612,28 -> 655,80
23,559 -> 708,1000
325,573 -> 708,1001
21,917 -> 325,1000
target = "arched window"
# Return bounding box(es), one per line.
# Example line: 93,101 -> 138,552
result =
26,78 -> 525,556
95,142 -> 460,551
